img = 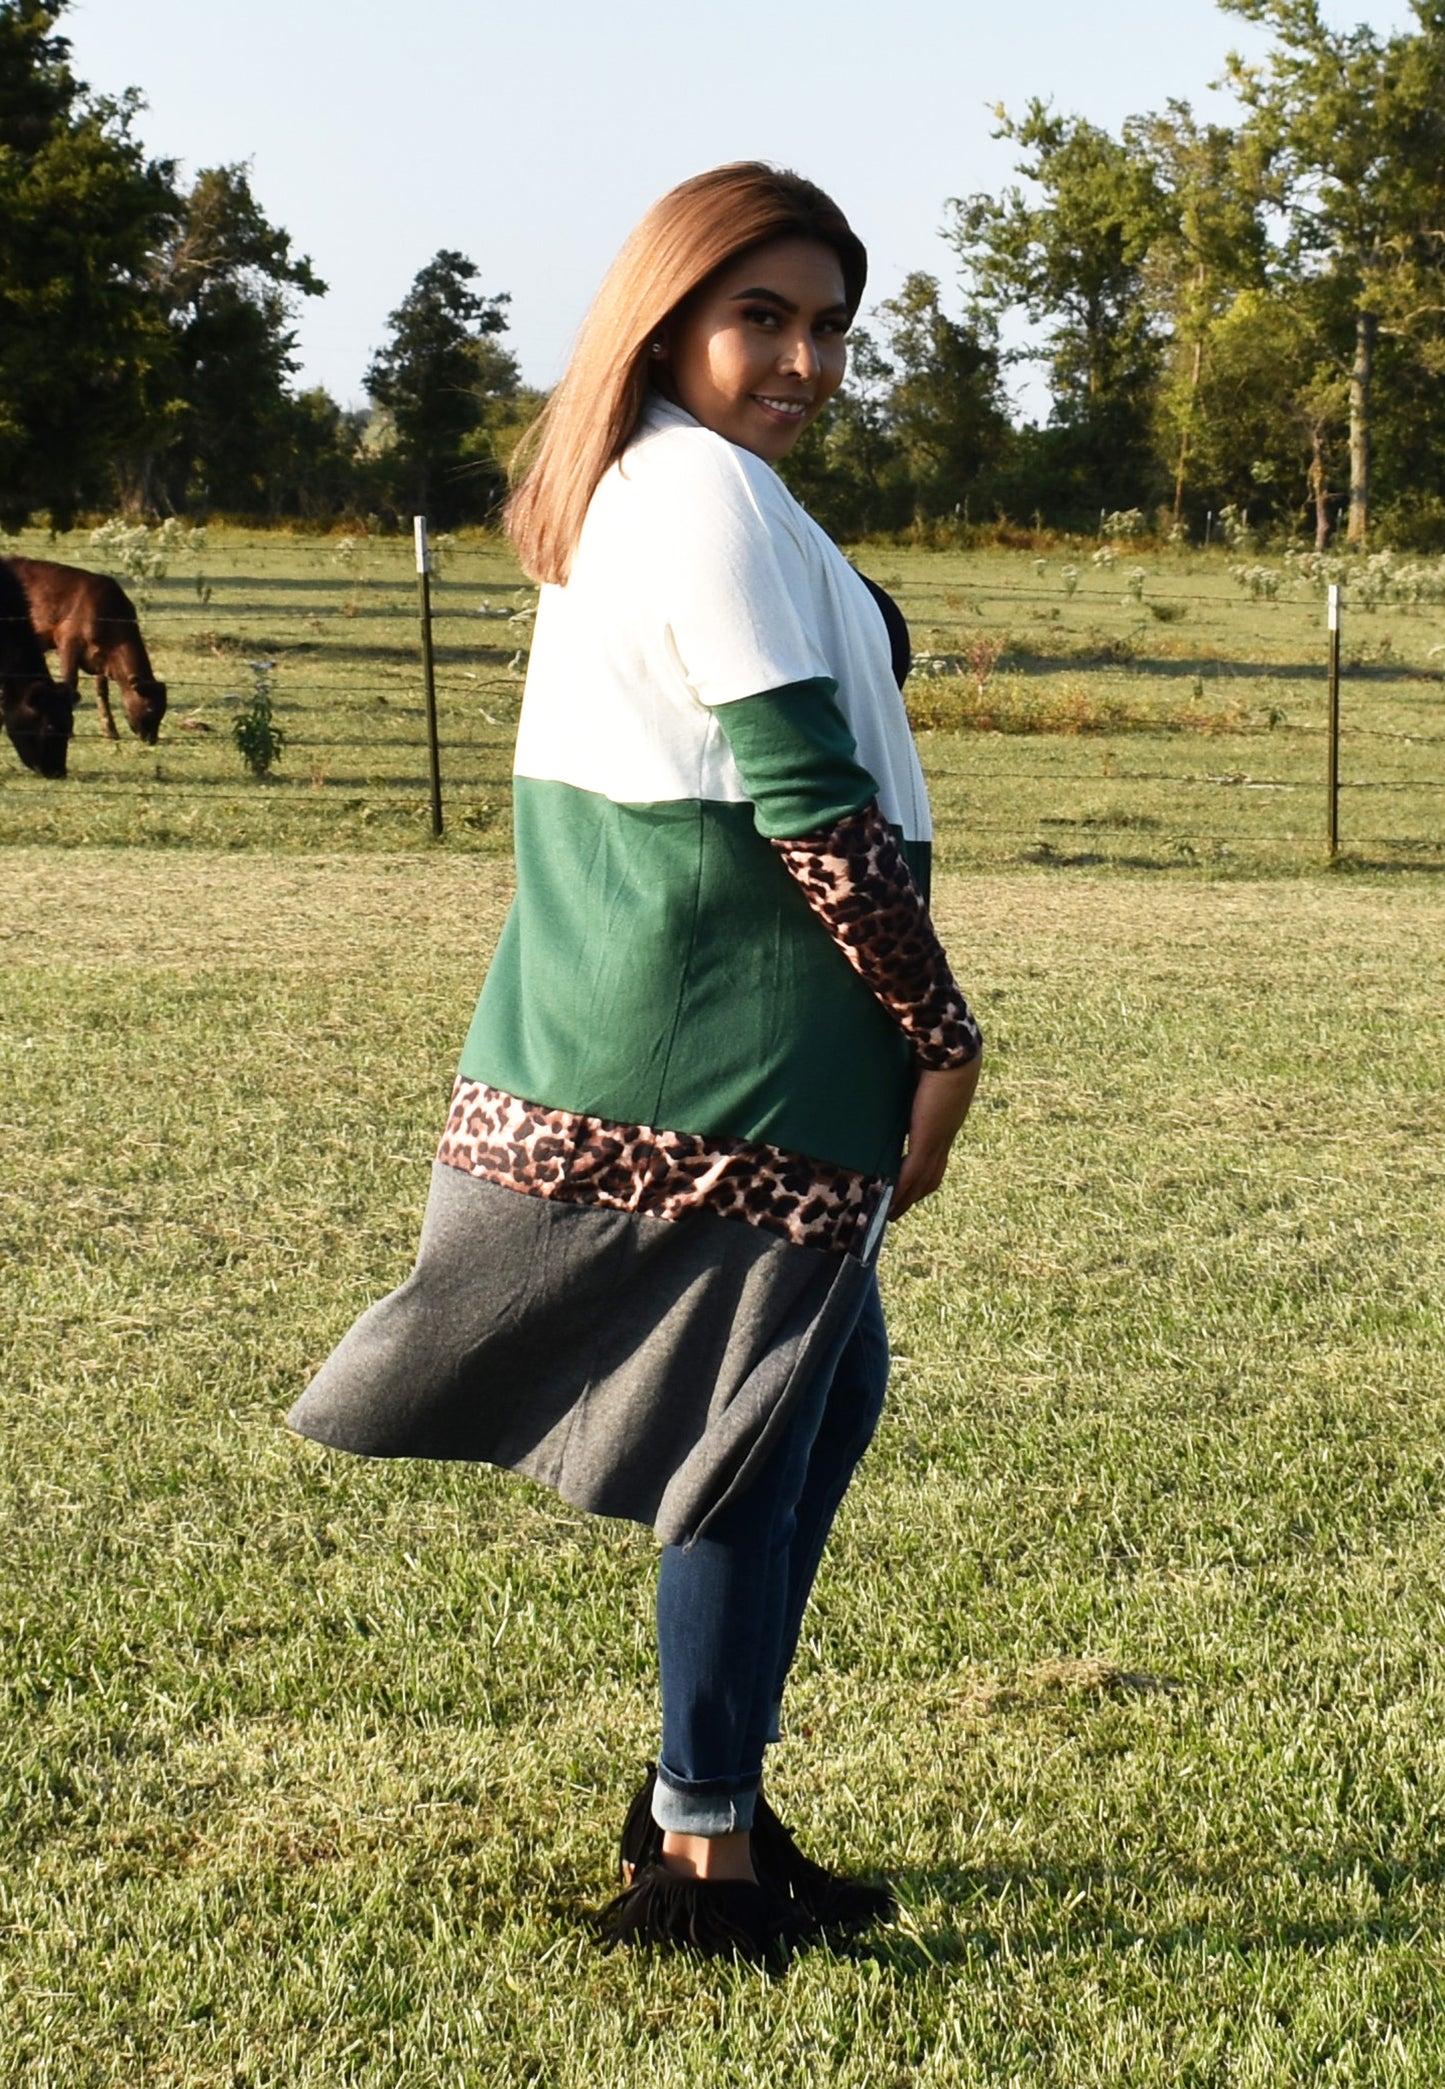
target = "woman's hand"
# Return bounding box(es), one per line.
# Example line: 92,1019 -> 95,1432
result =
892,1056 -> 982,1219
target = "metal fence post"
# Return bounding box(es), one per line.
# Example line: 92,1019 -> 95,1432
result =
1327,582 -> 1341,858
414,514 -> 443,839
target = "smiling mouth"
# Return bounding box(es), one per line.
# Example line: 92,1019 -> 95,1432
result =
752,395 -> 811,417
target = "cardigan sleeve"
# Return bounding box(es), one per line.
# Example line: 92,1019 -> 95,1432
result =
646,434 -> 834,708
714,691 -> 980,1070
770,802 -> 982,1070
711,678 -> 877,836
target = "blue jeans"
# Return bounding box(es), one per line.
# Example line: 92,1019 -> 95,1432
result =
652,1275 -> 890,1835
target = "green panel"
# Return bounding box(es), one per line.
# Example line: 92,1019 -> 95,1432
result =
459,779 -> 912,1178
903,836 -> 932,907
712,678 -> 877,838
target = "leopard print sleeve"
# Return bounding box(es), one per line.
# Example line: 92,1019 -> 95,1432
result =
771,801 -> 982,1070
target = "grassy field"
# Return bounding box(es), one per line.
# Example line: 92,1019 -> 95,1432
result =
1,527 -> 1442,870
3,849 -> 1444,2085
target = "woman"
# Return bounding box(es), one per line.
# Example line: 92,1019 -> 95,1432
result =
289,163 -> 981,1962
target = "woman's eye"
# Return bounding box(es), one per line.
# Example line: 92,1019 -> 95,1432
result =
742,306 -> 780,328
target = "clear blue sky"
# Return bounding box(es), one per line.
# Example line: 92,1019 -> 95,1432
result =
66,0 -> 1416,415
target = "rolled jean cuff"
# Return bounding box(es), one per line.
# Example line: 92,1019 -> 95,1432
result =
652,1762 -> 759,1836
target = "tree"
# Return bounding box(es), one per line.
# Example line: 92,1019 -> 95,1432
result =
130,162 -> 326,513
779,295 -> 1008,541
873,274 -> 1009,520
947,102 -> 1166,515
364,251 -> 517,523
778,328 -> 906,537
0,0 -> 176,526
1127,101 -> 1269,523
1366,322 -> 1445,545
1175,285 -> 1348,545
1222,0 -> 1445,545
262,388 -> 367,521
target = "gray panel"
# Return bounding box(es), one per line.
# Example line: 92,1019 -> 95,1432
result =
287,1165 -> 858,1545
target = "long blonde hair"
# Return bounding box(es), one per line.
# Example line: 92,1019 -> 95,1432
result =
506,163 -> 866,585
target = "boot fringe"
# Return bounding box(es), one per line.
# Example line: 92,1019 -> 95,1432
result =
617,1762 -> 895,1934
596,1861 -> 811,1962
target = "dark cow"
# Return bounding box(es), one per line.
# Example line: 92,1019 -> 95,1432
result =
9,555 -> 167,744
0,559 -> 75,777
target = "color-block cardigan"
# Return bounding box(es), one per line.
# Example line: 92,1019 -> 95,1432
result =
288,397 -> 979,1544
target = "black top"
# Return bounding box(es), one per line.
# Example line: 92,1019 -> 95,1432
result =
856,572 -> 911,693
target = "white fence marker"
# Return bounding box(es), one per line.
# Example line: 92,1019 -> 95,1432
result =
1327,584 -> 1341,856
413,514 -> 442,837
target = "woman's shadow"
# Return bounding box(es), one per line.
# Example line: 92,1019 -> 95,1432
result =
849,1839 -> 1445,1973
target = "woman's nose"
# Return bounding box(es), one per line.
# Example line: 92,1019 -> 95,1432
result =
779,330 -> 821,379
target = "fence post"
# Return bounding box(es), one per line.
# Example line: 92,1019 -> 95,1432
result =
1327,582 -> 1341,858
413,514 -> 443,839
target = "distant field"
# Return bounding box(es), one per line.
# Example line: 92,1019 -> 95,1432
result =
3,854 -> 1443,2085
2,529 -> 1441,870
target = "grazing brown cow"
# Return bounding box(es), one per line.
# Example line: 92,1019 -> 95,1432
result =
10,555 -> 167,744
0,559 -> 75,777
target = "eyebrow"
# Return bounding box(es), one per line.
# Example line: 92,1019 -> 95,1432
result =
728,286 -> 851,319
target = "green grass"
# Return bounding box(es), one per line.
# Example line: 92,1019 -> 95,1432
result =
2,530 -> 1441,870
4,852 -> 1444,2084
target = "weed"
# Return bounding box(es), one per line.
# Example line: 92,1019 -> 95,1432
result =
332,532 -> 372,614
963,632 -> 1006,692
229,659 -> 286,777
1216,501 -> 1255,550
909,675 -> 1147,735
88,515 -> 207,612
1233,563 -> 1282,600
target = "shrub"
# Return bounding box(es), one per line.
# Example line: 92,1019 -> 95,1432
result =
230,660 -> 286,777
88,517 -> 208,609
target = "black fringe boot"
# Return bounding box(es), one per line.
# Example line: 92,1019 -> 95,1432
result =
618,1763 -> 895,1936
596,1859 -> 816,1963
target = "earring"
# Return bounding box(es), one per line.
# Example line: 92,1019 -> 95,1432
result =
649,340 -> 665,356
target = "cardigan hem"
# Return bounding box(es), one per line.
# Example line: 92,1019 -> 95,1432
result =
436,1079 -> 886,1258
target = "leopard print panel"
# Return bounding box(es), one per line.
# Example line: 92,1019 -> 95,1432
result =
437,1081 -> 886,1257
772,801 -> 983,1071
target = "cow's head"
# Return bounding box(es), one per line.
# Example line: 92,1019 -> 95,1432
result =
3,675 -> 76,777
124,677 -> 167,745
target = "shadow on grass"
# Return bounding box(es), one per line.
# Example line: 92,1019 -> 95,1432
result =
188,639 -> 520,669
1323,852 -> 1445,874
1016,845 -> 1237,871
542,1839 -> 1445,1981
163,576 -> 531,601
1014,843 -> 1445,873
1003,647 -> 1444,685
854,1841 -> 1445,1974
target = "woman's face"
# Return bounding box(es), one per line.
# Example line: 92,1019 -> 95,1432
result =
656,236 -> 850,462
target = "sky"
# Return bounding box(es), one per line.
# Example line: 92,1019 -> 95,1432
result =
65,0 -> 1418,418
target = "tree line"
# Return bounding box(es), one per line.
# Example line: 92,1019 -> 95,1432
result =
4,0 -> 1445,547
0,1 -> 536,530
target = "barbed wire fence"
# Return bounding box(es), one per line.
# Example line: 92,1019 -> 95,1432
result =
4,520 -> 1443,864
